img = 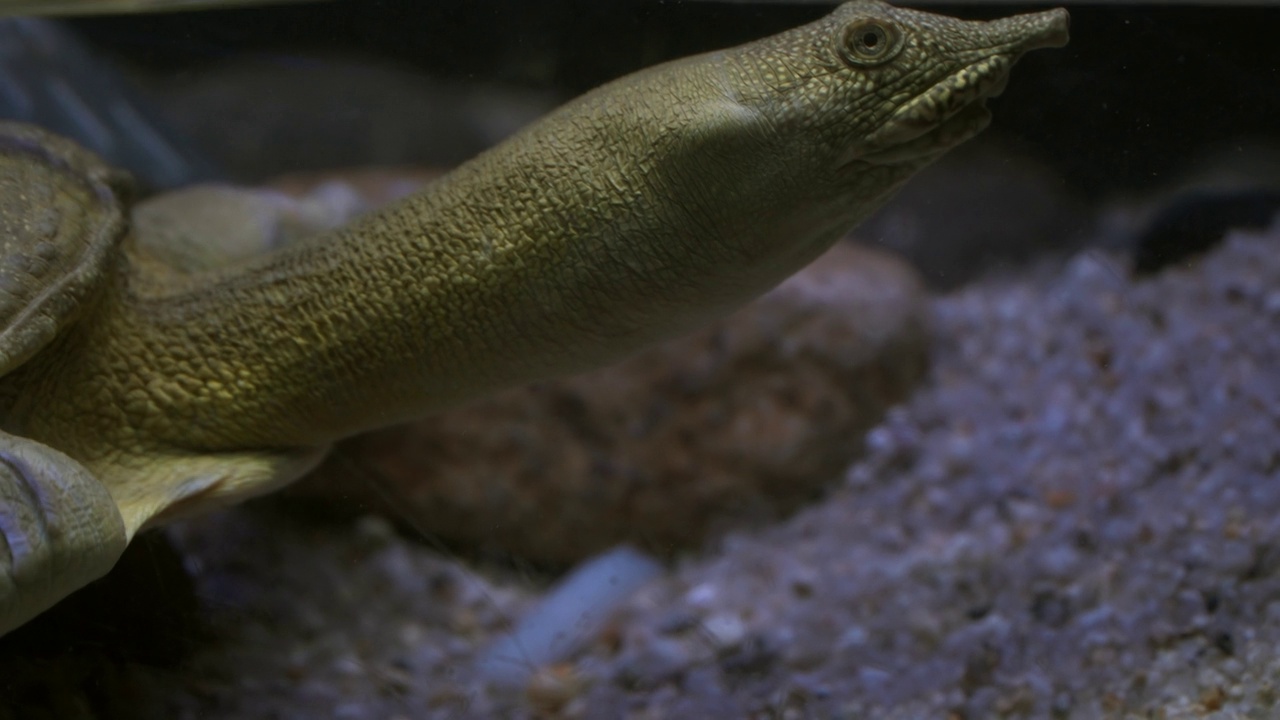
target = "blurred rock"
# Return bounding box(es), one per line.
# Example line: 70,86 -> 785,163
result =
151,58 -> 558,183
477,545 -> 663,687
291,241 -> 930,564
1094,140 -> 1280,275
0,17 -> 220,190
132,167 -> 443,269
132,167 -> 928,564
857,140 -> 1090,290
1128,187 -> 1280,275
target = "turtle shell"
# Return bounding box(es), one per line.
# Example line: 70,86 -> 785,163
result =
0,121 -> 129,376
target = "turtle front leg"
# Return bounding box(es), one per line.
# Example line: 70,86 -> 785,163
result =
0,431 -> 127,636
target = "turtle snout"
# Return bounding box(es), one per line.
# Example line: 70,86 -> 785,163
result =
991,7 -> 1070,55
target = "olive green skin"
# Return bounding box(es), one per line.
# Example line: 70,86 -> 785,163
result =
0,0 -> 1068,634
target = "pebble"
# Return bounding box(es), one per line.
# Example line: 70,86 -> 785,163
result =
701,614 -> 747,650
28,208 -> 1280,720
476,545 -> 662,687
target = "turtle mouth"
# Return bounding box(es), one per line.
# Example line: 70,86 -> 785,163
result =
853,54 -> 1014,166
836,6 -> 1068,169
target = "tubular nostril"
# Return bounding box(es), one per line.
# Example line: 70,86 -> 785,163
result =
1026,8 -> 1070,51
989,7 -> 1070,54
1047,8 -> 1071,46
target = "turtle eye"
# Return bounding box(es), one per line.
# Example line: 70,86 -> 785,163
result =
838,20 -> 901,66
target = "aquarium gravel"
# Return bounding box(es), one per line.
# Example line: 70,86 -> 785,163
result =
138,223 -> 1280,720
9,222 -> 1278,720
557,229 -> 1280,719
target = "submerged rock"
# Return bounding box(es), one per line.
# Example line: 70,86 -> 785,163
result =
138,166 -> 928,563
293,241 -> 930,563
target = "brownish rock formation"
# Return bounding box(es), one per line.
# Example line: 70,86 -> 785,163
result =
292,241 -> 929,563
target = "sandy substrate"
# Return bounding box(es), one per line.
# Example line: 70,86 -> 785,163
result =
5,224 -> 1280,719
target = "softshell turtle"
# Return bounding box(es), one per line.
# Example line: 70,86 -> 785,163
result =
0,0 -> 1068,634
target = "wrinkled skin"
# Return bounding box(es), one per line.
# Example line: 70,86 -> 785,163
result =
0,0 -> 1068,634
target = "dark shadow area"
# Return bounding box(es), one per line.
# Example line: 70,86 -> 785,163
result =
57,1 -> 1280,197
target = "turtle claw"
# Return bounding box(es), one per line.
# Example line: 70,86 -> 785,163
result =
0,431 -> 126,636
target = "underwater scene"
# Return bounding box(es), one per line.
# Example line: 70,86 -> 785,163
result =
0,0 -> 1277,717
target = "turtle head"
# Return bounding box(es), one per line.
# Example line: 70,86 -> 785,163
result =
723,0 -> 1068,177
